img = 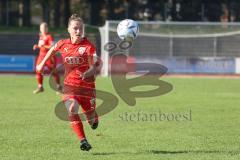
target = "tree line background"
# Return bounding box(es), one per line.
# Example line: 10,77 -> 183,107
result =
0,0 -> 239,27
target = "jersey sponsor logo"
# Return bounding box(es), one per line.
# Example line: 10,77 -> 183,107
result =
64,56 -> 84,65
78,47 -> 86,55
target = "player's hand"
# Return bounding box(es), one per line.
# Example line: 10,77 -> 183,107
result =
33,44 -> 38,50
82,66 -> 96,80
36,64 -> 44,73
38,44 -> 44,48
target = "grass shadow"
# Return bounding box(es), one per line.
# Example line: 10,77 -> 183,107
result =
149,150 -> 240,155
91,150 -> 240,156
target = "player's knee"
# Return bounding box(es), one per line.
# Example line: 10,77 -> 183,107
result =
64,99 -> 79,114
36,73 -> 42,77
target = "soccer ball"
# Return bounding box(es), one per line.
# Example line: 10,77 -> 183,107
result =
117,19 -> 139,41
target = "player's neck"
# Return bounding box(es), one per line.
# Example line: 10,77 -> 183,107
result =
41,32 -> 48,36
71,37 -> 82,44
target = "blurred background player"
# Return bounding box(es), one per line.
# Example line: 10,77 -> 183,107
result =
33,22 -> 62,94
36,14 -> 99,151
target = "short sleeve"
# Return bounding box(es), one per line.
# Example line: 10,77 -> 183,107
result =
89,45 -> 96,56
87,44 -> 98,64
54,40 -> 64,52
89,45 -> 101,67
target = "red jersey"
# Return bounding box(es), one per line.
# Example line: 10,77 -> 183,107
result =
38,33 -> 53,56
54,38 -> 96,89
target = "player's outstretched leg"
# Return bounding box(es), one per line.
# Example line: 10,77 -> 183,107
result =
90,113 -> 99,130
65,98 -> 92,151
69,113 -> 92,151
81,99 -> 99,130
85,110 -> 99,130
33,73 -> 44,94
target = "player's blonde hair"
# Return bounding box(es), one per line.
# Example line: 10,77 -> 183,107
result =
40,22 -> 48,27
39,22 -> 48,34
68,14 -> 83,27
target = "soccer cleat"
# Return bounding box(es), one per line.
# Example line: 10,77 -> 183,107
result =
56,85 -> 63,92
56,85 -> 63,95
80,139 -> 92,151
91,121 -> 98,130
89,113 -> 99,130
33,87 -> 44,94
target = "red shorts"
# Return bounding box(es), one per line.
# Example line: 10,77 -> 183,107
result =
62,84 -> 96,113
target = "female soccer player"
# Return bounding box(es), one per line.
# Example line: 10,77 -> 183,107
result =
36,14 -> 99,151
33,22 -> 61,94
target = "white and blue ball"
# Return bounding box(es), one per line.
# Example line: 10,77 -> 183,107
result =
117,19 -> 139,41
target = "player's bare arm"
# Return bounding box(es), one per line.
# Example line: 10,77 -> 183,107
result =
82,65 -> 96,80
36,47 -> 57,72
82,53 -> 98,80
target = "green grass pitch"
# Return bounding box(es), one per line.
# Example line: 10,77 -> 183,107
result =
1,75 -> 240,160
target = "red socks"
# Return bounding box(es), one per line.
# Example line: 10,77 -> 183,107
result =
69,114 -> 86,140
36,73 -> 43,87
52,72 -> 60,85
